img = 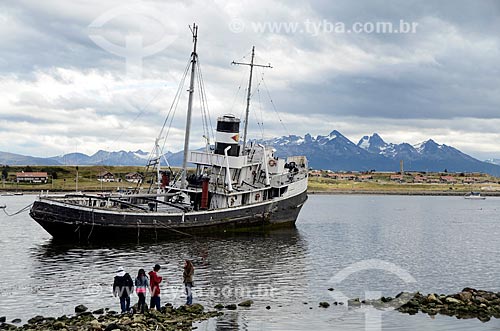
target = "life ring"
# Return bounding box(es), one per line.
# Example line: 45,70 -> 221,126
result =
255,193 -> 261,200
268,159 -> 277,167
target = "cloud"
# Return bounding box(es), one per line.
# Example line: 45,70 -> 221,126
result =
1,0 -> 500,161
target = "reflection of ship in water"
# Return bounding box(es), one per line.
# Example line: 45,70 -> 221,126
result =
31,229 -> 309,329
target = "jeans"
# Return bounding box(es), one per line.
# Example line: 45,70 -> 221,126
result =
137,293 -> 146,313
119,296 -> 130,313
150,296 -> 161,310
185,282 -> 193,305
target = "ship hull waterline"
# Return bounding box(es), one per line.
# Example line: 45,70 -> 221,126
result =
30,191 -> 308,242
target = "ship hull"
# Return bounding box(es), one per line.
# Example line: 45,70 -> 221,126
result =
30,191 -> 308,242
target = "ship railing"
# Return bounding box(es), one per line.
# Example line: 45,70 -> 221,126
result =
270,170 -> 307,187
188,151 -> 247,168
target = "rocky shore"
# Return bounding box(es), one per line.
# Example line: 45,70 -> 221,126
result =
0,303 -> 222,331
348,288 -> 500,322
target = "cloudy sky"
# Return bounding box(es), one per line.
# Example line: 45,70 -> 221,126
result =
1,0 -> 500,160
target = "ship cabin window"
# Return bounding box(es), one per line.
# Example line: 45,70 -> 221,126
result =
270,186 -> 288,198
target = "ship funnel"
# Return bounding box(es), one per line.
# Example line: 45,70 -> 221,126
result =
215,115 -> 240,156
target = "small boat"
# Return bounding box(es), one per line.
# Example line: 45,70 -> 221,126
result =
29,24 -> 308,242
464,192 -> 486,200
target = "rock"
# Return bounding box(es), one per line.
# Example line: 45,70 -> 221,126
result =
28,315 -> 45,324
92,308 -> 105,315
348,298 -> 361,307
10,319 -> 21,324
0,317 -> 5,323
445,297 -> 463,305
53,321 -> 66,329
185,303 -> 204,314
462,287 -> 476,293
0,323 -> 17,330
474,296 -> 489,305
319,302 -> 330,308
455,291 -> 473,302
104,323 -> 119,331
225,304 -> 237,310
237,300 -> 254,307
75,304 -> 88,313
266,306 -> 271,310
426,294 -> 438,303
89,320 -> 102,331
214,304 -> 224,310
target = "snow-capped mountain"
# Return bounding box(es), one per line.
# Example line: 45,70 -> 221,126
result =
259,131 -> 500,175
355,134 -> 500,174
2,131 -> 500,176
485,158 -> 500,166
49,150 -> 169,166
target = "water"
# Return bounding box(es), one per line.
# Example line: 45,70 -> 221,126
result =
0,194 -> 499,330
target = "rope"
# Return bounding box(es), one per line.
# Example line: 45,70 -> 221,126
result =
155,220 -> 194,237
87,209 -> 95,241
2,203 -> 33,217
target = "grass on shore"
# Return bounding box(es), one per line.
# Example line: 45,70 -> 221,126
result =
1,165 -> 499,193
308,176 -> 500,193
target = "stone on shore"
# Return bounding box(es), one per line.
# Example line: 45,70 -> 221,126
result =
10,303 -> 222,331
0,317 -> 5,323
238,300 -> 254,307
225,304 -> 237,310
347,298 -> 361,307
75,304 -> 88,313
319,302 -> 330,308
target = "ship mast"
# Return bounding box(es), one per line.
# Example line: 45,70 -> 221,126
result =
181,23 -> 198,189
232,46 -> 272,153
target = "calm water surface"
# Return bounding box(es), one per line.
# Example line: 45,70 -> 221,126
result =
0,194 -> 499,330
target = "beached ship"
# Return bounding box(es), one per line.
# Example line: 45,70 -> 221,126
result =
29,24 -> 308,241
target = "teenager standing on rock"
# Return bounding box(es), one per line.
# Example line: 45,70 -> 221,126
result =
135,269 -> 149,313
113,266 -> 134,313
183,260 -> 194,305
149,264 -> 163,310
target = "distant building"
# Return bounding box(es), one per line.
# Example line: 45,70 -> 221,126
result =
390,174 -> 403,182
97,171 -> 115,182
16,172 -> 48,184
125,172 -> 143,183
440,176 -> 457,184
358,174 -> 373,181
308,170 -> 322,177
412,175 -> 427,183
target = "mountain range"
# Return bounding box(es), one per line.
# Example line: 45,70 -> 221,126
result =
2,131 -> 500,176
259,131 -> 500,176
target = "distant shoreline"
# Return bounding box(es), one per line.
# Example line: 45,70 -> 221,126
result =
307,190 -> 500,196
3,189 -> 499,197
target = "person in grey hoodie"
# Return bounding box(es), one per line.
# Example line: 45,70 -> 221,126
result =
135,269 -> 149,313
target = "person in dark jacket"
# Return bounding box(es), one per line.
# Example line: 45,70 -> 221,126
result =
183,260 -> 194,305
148,264 -> 163,310
135,269 -> 149,313
113,266 -> 134,313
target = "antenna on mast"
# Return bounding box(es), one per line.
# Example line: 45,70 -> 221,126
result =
232,46 -> 272,153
